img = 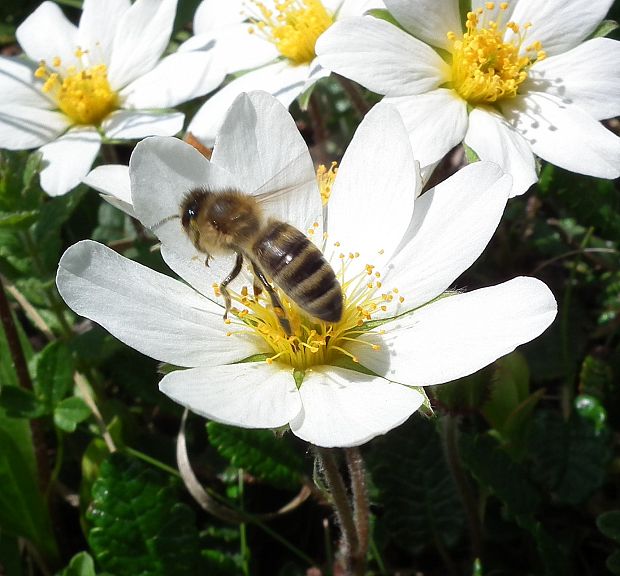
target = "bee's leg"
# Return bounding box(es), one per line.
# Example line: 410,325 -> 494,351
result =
250,261 -> 292,336
219,252 -> 244,321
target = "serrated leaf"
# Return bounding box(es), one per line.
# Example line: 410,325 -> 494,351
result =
368,416 -> 465,554
529,411 -> 612,505
58,552 -> 97,576
460,432 -> 541,518
54,396 -> 91,432
87,453 -> 203,576
598,511 -> 620,543
34,341 -> 74,410
207,422 -> 304,490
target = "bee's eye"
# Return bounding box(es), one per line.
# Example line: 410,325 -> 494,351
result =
181,202 -> 199,228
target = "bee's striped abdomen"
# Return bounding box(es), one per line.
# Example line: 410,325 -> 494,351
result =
254,222 -> 342,322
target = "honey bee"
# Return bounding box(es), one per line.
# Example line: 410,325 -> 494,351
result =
178,186 -> 343,335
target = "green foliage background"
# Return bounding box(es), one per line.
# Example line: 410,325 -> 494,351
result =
1,1 -> 620,575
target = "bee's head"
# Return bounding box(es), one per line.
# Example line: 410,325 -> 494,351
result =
180,188 -> 210,231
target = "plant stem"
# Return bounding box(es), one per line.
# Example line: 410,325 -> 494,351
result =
335,74 -> 371,117
239,469 -> 250,576
345,447 -> 370,575
314,447 -> 359,575
441,414 -> 482,561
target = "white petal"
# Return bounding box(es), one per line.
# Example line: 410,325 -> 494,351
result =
525,38 -> 620,121
159,363 -> 301,429
0,105 -> 69,150
384,89 -> 468,168
102,110 -> 184,140
39,127 -> 101,196
211,91 -> 321,235
107,0 -> 177,89
289,367 -> 424,447
350,277 -> 557,386
326,103 -> 418,276
188,61 -> 310,146
316,17 -> 449,96
16,2 -> 78,64
384,0 -> 461,51
337,0 -> 386,19
0,57 -> 53,109
501,92 -> 620,179
465,107 -> 537,197
83,164 -> 134,217
508,0 -> 614,57
120,50 -> 226,109
160,243 -> 250,304
193,0 -> 245,33
203,26 -> 278,75
77,0 -> 131,64
385,162 -> 511,311
129,136 -> 240,264
302,60 -> 331,93
56,240 -> 265,367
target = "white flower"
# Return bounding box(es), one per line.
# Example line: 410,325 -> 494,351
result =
316,0 -> 620,196
184,0 -> 384,146
0,0 -> 226,196
57,91 -> 557,447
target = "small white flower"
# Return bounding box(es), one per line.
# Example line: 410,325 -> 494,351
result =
0,0 -> 226,196
57,91 -> 557,447
184,0 -> 384,146
316,0 -> 620,196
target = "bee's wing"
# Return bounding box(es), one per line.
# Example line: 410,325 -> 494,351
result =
252,150 -> 315,205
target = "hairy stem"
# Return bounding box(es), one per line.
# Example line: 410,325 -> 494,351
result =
314,447 -> 359,575
345,447 -> 370,575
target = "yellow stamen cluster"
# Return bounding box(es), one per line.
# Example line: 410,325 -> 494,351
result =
34,49 -> 118,125
247,0 -> 333,65
447,2 -> 545,104
220,250 -> 405,376
316,161 -> 338,205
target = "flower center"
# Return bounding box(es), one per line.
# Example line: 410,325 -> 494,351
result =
35,48 -> 118,125
247,0 -> 333,65
447,2 -> 545,104
222,248 -> 405,374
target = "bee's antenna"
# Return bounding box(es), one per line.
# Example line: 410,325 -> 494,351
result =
150,214 -> 180,232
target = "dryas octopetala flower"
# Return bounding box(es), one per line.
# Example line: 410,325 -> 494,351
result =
184,0 -> 384,146
0,0 -> 226,196
316,0 -> 620,196
57,91 -> 557,447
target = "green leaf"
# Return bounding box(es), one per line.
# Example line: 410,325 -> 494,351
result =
0,386 -> 44,419
34,341 -> 74,411
54,397 -> 91,432
590,19 -> 619,38
0,427 -> 58,563
366,8 -> 404,29
0,533 -> 22,576
368,417 -> 465,554
431,366 -> 491,413
597,511 -> 620,543
608,550 -> 620,575
58,552 -> 97,576
460,432 -> 541,518
207,422 -> 305,490
529,411 -> 612,505
87,453 -> 203,576
0,211 -> 38,229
